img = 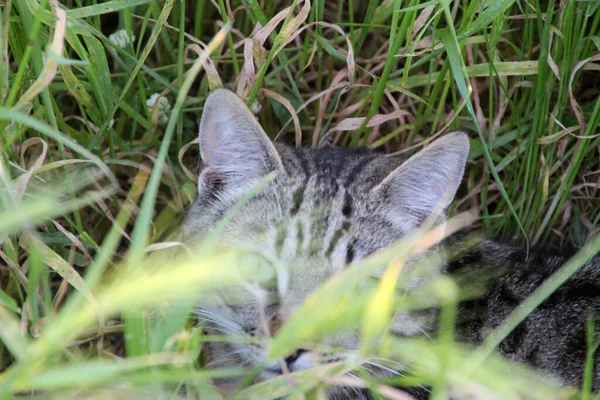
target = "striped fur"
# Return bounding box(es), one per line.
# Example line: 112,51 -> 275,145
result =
449,236 -> 600,392
184,89 -> 599,397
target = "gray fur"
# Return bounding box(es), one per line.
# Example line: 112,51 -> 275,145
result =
184,89 -> 599,397
453,239 -> 600,391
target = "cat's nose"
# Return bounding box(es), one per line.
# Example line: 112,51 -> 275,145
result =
284,349 -> 312,372
266,349 -> 311,374
284,349 -> 305,365
284,349 -> 307,368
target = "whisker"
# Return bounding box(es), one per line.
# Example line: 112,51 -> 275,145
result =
205,349 -> 251,368
195,309 -> 240,328
358,364 -> 377,375
195,309 -> 245,335
369,357 -> 406,369
364,361 -> 402,377
360,362 -> 432,395
418,326 -> 435,342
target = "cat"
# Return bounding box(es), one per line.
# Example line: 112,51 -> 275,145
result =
183,89 -> 600,398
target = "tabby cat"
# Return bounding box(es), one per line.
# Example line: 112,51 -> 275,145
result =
183,89 -> 600,398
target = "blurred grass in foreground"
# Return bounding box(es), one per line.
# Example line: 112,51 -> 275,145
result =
1,0 -> 599,399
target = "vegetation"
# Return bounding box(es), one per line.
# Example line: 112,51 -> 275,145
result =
1,0 -> 599,398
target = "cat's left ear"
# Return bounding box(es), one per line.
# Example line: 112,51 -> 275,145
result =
197,89 -> 284,193
372,132 -> 469,226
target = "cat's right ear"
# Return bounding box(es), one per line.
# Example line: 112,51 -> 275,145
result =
197,89 -> 284,193
372,132 -> 469,228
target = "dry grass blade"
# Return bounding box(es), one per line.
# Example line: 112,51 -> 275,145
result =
275,21 -> 355,79
178,137 -> 200,182
14,138 -> 48,203
411,5 -> 436,40
277,0 -> 311,47
14,0 -> 65,110
185,44 -> 223,90
145,241 -> 184,252
51,220 -> 92,261
19,233 -> 94,301
238,38 -> 258,95
252,5 -> 293,46
327,109 -> 413,136
276,82 -> 371,140
262,88 -> 302,146
568,53 -> 600,136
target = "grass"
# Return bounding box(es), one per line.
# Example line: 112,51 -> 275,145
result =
1,0 -> 599,399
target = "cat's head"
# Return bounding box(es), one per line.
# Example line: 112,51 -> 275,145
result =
183,89 -> 469,379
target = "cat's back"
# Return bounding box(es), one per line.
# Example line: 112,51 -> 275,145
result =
477,243 -> 600,389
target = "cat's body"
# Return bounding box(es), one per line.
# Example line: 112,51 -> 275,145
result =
448,237 -> 600,391
183,89 -> 599,398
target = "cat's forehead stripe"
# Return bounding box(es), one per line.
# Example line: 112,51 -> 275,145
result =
278,144 -> 386,188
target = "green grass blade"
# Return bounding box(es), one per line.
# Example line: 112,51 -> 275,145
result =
0,289 -> 19,314
122,22 -> 230,358
66,0 -> 152,19
457,0 -> 517,39
0,108 -> 117,187
0,305 -> 28,360
437,18 -> 528,247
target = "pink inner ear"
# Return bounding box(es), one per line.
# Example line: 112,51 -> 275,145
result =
200,121 -> 229,165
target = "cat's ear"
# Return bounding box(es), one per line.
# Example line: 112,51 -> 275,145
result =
373,132 -> 469,226
197,89 -> 284,192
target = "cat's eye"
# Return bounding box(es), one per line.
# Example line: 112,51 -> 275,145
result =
345,242 -> 355,264
242,251 -> 277,282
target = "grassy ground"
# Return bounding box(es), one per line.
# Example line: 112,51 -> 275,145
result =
1,0 -> 600,398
